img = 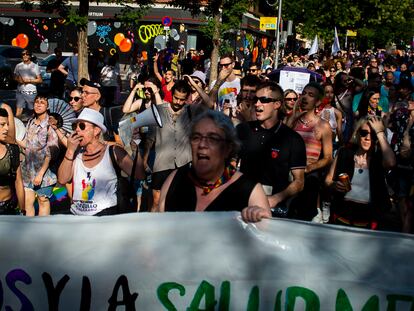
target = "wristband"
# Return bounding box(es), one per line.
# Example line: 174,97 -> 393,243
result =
376,130 -> 384,135
64,155 -> 74,161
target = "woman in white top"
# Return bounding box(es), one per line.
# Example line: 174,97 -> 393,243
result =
320,83 -> 343,146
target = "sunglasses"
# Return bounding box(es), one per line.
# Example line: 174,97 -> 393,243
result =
219,62 -> 232,68
69,96 -> 81,102
254,96 -> 278,103
285,97 -> 298,101
358,129 -> 371,137
72,122 -> 86,131
143,87 -> 153,93
22,52 -> 30,56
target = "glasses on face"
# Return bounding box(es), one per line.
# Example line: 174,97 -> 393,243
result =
22,52 -> 30,56
248,69 -> 258,73
284,97 -> 298,102
190,134 -> 226,146
219,62 -> 232,68
82,90 -> 98,96
72,122 -> 86,131
330,69 -> 336,73
143,87 -> 152,93
69,96 -> 81,102
254,96 -> 278,104
358,129 -> 371,137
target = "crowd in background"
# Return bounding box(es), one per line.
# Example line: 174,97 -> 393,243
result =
1,43 -> 413,232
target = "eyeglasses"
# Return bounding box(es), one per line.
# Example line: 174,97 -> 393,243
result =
330,69 -> 336,72
22,52 -> 29,56
254,96 -> 278,104
72,122 -> 86,131
143,87 -> 152,93
190,134 -> 226,146
219,62 -> 232,68
284,97 -> 297,101
69,96 -> 81,102
358,129 -> 371,137
82,90 -> 99,96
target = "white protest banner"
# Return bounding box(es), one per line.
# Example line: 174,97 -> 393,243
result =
279,70 -> 310,94
0,212 -> 413,310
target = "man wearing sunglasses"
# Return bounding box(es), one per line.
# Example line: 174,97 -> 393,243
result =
58,108 -> 144,216
237,81 -> 306,218
209,54 -> 240,112
14,49 -> 42,119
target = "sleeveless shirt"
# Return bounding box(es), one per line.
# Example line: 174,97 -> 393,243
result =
294,122 -> 322,165
71,146 -> 117,215
165,165 -> 257,212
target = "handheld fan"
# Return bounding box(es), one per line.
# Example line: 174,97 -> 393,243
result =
47,98 -> 77,133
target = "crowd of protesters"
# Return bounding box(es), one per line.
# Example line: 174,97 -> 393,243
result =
1,43 -> 413,231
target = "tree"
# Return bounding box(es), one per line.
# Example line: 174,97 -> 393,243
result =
168,0 -> 252,83
21,0 -> 152,81
282,0 -> 414,49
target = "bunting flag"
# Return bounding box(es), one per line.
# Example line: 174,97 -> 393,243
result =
331,27 -> 341,55
308,35 -> 318,56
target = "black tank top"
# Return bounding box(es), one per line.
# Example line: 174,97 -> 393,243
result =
165,164 -> 257,212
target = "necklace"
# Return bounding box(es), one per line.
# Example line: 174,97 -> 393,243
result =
83,144 -> 105,157
300,116 -> 315,127
354,154 -> 367,174
189,164 -> 237,195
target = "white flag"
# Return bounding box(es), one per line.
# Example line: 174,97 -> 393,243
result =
308,35 -> 318,56
331,27 -> 341,55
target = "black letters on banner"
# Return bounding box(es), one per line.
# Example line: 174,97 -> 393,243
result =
80,276 -> 91,311
107,275 -> 138,311
42,272 -> 70,311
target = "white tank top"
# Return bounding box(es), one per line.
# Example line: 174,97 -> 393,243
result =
344,168 -> 370,204
71,146 -> 117,215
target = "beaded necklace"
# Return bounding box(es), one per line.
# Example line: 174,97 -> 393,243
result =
189,164 -> 237,195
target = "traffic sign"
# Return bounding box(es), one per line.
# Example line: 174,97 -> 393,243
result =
162,16 -> 172,27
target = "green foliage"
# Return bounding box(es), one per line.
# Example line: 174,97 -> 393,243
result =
116,4 -> 150,27
283,0 -> 414,47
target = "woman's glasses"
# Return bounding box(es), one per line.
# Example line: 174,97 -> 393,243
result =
190,134 -> 226,146
284,97 -> 298,102
72,122 -> 86,131
69,96 -> 81,102
358,129 -> 371,137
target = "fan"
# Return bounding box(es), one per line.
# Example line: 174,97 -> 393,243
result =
47,98 -> 77,133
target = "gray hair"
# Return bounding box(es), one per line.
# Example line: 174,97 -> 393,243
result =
190,110 -> 241,161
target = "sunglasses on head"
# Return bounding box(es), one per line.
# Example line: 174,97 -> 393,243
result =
72,122 -> 86,131
358,129 -> 371,137
69,96 -> 81,102
254,96 -> 278,104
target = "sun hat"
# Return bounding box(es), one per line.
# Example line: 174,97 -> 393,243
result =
190,70 -> 206,86
73,108 -> 107,133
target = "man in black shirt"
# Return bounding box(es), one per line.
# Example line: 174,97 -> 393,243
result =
237,81 -> 306,217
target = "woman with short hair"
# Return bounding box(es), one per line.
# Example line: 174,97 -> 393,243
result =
158,110 -> 270,222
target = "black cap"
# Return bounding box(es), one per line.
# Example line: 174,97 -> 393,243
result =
80,78 -> 102,93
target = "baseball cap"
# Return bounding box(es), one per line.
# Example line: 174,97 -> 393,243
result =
73,108 -> 107,133
80,78 -> 102,93
190,71 -> 206,86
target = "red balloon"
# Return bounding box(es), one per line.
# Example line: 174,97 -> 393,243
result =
16,33 -> 29,48
119,38 -> 132,53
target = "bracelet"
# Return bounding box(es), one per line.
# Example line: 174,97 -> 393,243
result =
376,130 -> 385,135
64,155 -> 74,161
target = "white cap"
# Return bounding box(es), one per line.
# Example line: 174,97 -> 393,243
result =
74,108 -> 107,133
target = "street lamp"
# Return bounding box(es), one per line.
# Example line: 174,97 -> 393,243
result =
267,0 -> 282,68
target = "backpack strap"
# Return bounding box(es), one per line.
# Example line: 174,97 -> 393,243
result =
7,144 -> 20,180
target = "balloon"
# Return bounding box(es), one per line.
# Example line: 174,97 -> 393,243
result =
87,21 -> 97,36
119,38 -> 132,52
40,40 -> 49,53
141,51 -> 148,61
262,37 -> 268,49
114,22 -> 121,29
11,38 -> 18,46
43,25 -> 48,31
16,33 -> 29,48
114,33 -> 125,46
